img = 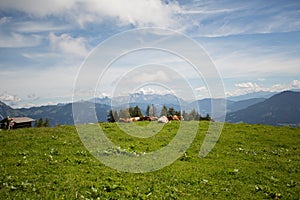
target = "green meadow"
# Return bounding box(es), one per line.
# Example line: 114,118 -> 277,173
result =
0,121 -> 299,199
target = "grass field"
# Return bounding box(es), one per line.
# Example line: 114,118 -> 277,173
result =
0,121 -> 299,199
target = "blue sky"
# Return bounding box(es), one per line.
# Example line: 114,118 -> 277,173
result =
0,0 -> 299,107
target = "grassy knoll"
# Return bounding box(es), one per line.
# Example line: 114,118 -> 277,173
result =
0,121 -> 299,199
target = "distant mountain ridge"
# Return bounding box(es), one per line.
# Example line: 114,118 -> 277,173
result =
227,98 -> 266,113
92,93 -> 187,108
227,91 -> 277,101
0,101 -> 111,126
226,91 -> 300,126
92,93 -> 266,117
1,91 -> 299,126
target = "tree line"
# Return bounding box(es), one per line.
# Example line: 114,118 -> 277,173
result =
107,105 -> 212,122
34,118 -> 50,127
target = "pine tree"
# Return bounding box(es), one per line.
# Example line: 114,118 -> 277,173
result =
36,118 -> 44,127
107,110 -> 115,122
167,107 -> 176,116
182,110 -> 188,121
43,118 -> 50,127
175,110 -> 181,116
113,110 -> 119,122
151,104 -> 157,117
129,107 -> 134,117
132,105 -> 143,117
160,105 -> 168,117
189,109 -> 200,121
204,114 -> 212,121
119,108 -> 130,118
146,105 -> 150,116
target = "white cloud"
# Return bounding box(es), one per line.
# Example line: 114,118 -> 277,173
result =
0,32 -> 41,48
0,0 -> 181,29
183,1 -> 300,37
213,50 -> 300,78
135,87 -> 171,96
78,0 -> 181,28
269,80 -> 300,92
180,8 -> 237,15
226,82 -> 262,96
194,86 -> 210,99
15,21 -> 69,33
132,70 -> 169,83
1,1 -> 299,37
227,80 -> 300,97
0,92 -> 21,102
257,78 -> 266,82
49,32 -> 89,57
21,52 -> 58,61
26,93 -> 40,101
291,80 -> 300,88
195,86 -> 207,92
235,82 -> 260,90
0,0 -> 74,17
0,16 -> 11,24
0,64 -> 77,107
94,92 -> 110,98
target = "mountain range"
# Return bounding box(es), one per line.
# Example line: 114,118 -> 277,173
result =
226,91 -> 300,126
0,91 -> 299,126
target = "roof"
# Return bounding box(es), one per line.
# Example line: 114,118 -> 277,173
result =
12,117 -> 35,123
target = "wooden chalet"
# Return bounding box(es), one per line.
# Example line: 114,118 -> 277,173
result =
0,117 -> 35,129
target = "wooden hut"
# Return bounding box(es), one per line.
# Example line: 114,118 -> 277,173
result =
0,117 -> 35,129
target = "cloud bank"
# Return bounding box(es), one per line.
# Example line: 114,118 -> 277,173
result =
0,0 -> 181,29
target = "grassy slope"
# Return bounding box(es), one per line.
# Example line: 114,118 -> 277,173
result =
0,122 -> 299,199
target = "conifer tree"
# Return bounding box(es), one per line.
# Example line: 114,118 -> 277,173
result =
132,105 -> 143,117
107,110 -> 116,122
175,110 -> 181,116
43,118 -> 50,127
36,118 -> 44,127
113,110 -> 119,122
129,107 -> 134,117
146,105 -> 150,116
167,107 -> 176,116
151,104 -> 157,117
119,108 -> 130,118
189,109 -> 200,121
160,105 -> 168,117
182,110 -> 188,121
